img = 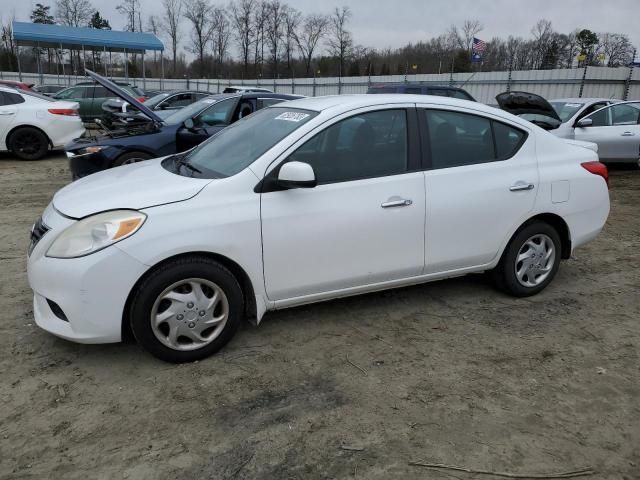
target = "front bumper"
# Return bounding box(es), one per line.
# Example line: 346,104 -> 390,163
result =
66,149 -> 114,178
27,205 -> 149,343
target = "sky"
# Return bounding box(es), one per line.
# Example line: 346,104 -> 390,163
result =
1,0 -> 639,56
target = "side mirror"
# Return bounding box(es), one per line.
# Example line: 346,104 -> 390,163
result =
183,118 -> 195,130
576,118 -> 593,128
277,161 -> 317,189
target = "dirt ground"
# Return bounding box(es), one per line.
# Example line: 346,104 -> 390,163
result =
0,152 -> 638,480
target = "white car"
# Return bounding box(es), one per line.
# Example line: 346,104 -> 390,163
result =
0,86 -> 85,160
27,95 -> 610,362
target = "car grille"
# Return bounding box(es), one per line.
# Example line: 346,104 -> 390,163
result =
28,216 -> 49,256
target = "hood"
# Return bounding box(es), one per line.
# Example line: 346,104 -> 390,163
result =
563,139 -> 598,153
85,69 -> 163,123
53,158 -> 212,218
496,91 -> 561,122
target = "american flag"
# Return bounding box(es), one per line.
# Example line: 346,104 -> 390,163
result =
472,37 -> 487,53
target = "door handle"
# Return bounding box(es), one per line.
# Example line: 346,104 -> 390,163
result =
0,111 -> 15,115
381,198 -> 412,208
621,131 -> 635,136
509,183 -> 535,192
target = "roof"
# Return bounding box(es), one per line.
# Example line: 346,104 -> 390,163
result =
552,98 -> 616,103
369,82 -> 466,90
283,94 -> 534,127
12,21 -> 163,53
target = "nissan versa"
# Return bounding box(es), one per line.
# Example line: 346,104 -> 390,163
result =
27,95 -> 610,363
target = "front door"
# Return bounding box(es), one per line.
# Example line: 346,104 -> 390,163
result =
261,107 -> 426,301
574,102 -> 640,162
419,107 -> 538,273
0,91 -> 21,143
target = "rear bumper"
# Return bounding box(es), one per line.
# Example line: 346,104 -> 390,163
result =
50,121 -> 85,149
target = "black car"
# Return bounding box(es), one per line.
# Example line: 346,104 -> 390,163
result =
367,83 -> 475,101
65,70 -> 302,179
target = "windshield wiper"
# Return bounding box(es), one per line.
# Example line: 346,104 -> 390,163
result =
174,153 -> 203,175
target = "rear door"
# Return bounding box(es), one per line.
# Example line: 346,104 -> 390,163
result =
420,107 -> 537,273
574,102 -> 640,162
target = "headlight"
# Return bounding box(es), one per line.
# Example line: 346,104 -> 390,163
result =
69,146 -> 109,157
46,210 -> 146,258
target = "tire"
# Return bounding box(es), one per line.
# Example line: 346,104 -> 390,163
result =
491,221 -> 562,297
8,127 -> 49,160
113,151 -> 152,167
129,256 -> 244,363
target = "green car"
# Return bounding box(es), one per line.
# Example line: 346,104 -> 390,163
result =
53,82 -> 145,123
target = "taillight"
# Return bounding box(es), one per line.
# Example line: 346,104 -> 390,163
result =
136,97 -> 146,103
581,161 -> 609,188
48,108 -> 79,116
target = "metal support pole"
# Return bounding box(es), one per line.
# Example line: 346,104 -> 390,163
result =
37,42 -> 43,84
142,51 -> 146,90
103,46 -> 108,76
82,45 -> 86,73
16,45 -> 23,82
124,49 -> 129,81
59,43 -> 66,83
578,61 -> 589,98
623,49 -> 636,101
160,54 -> 164,90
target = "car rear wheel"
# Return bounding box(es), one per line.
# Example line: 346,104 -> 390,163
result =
113,151 -> 152,167
8,127 -> 49,160
129,256 -> 244,363
492,221 -> 561,297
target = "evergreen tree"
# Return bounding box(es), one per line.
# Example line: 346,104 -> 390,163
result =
31,4 -> 55,24
88,11 -> 111,30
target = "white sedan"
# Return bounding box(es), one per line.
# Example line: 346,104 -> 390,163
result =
27,95 -> 610,362
0,86 -> 84,160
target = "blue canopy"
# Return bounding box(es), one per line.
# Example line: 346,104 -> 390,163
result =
12,21 -> 164,53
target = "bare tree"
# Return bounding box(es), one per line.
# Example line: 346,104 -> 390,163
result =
55,0 -> 92,27
230,0 -> 255,77
184,0 -> 214,76
252,1 -> 268,77
162,0 -> 182,74
117,0 -> 142,32
211,7 -> 231,75
147,15 -> 161,75
294,13 -> 328,76
281,5 -> 300,76
265,0 -> 284,77
599,33 -> 634,67
327,6 -> 353,77
530,19 -> 553,69
461,19 -> 483,53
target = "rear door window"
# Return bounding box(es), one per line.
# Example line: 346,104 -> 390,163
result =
423,109 -> 526,169
0,91 -> 25,105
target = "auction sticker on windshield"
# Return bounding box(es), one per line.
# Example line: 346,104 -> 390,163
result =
275,112 -> 310,122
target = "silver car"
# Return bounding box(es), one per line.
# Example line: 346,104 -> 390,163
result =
498,92 -> 638,164
573,101 -> 640,164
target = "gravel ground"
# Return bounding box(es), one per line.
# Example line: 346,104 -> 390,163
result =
0,152 -> 638,480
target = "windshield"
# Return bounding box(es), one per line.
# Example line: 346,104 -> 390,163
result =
163,96 -> 219,125
144,92 -> 170,108
551,102 -> 584,123
177,107 -> 318,178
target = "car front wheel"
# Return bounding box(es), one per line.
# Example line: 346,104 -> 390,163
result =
129,256 -> 244,363
492,221 -> 562,297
